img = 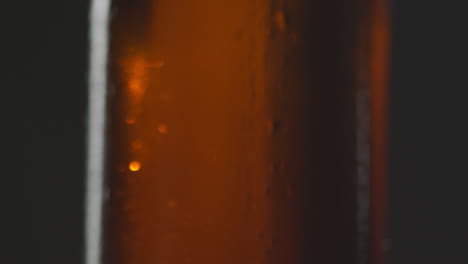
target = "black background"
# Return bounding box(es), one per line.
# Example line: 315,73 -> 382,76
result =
390,0 -> 468,263
1,0 -> 467,263
1,1 -> 88,263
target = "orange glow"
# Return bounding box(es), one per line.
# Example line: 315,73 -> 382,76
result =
125,118 -> 136,125
167,200 -> 177,209
126,57 -> 147,97
128,161 -> 141,172
157,124 -> 168,134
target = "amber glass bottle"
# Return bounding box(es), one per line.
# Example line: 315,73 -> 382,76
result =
85,0 -> 390,264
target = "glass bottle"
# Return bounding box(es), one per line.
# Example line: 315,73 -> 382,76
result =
85,0 -> 390,263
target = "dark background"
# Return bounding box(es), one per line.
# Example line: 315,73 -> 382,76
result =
1,0 -> 467,263
1,1 -> 88,263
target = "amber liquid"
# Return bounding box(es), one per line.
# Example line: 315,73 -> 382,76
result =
96,0 -> 389,263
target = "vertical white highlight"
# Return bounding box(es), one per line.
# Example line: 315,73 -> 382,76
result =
85,0 -> 111,264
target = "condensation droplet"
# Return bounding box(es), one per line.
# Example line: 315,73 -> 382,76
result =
158,124 -> 168,134
125,118 -> 136,125
132,140 -> 143,150
167,200 -> 177,209
266,119 -> 281,136
275,11 -> 287,32
129,161 -> 141,171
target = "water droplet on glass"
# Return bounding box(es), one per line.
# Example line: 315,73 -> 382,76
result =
129,161 -> 141,172
275,11 -> 287,32
266,119 -> 281,136
132,140 -> 143,150
125,118 -> 136,125
158,124 -> 168,134
167,200 -> 177,209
